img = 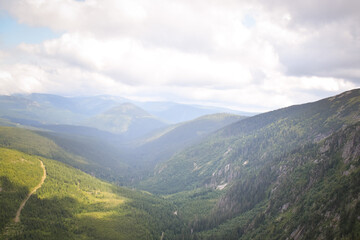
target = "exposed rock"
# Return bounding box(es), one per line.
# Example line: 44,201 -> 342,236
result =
281,203 -> 290,212
223,147 -> 232,156
193,162 -> 200,171
290,226 -> 304,240
342,127 -> 360,163
216,183 -> 228,190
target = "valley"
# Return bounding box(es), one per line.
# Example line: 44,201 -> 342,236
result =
0,89 -> 359,239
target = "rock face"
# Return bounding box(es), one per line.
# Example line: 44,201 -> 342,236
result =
341,125 -> 360,163
193,122 -> 360,239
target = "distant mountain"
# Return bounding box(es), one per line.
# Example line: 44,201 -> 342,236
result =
85,102 -> 167,138
0,94 -> 121,125
0,95 -> 84,124
135,101 -> 255,123
0,94 -> 167,138
0,93 -> 256,139
25,93 -> 124,115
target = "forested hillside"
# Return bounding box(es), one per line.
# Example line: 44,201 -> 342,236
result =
141,89 -> 360,194
137,89 -> 360,239
192,122 -> 360,239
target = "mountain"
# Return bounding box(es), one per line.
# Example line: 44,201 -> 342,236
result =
135,101 -> 255,123
127,113 -> 246,176
0,95 -> 84,125
0,93 -> 252,139
0,94 -> 167,139
138,89 -> 360,239
140,89 -> 360,194
22,93 -> 124,116
86,103 -> 167,138
0,94 -> 122,125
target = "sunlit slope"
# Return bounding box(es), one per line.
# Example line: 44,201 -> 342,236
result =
0,149 -> 181,240
0,148 -> 44,230
140,89 -> 360,194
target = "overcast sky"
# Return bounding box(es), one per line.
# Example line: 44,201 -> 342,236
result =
0,0 -> 359,112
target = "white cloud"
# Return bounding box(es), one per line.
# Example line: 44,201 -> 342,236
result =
0,0 -> 359,112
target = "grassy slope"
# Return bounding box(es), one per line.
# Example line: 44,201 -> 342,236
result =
0,148 -> 44,231
0,149 -> 182,240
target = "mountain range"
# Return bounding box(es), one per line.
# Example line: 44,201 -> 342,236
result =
0,89 -> 359,239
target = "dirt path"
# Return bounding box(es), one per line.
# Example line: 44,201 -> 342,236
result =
14,160 -> 46,223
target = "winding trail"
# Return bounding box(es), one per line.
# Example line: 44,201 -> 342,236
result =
14,160 -> 46,223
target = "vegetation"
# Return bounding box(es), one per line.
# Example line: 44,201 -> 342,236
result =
0,149 -> 183,240
191,122 -> 360,239
0,148 -> 44,231
0,127 -> 131,185
140,89 -> 360,194
0,89 -> 360,239
124,113 -> 245,181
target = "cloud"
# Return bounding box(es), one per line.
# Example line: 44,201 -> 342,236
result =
0,0 -> 359,112
255,0 -> 360,82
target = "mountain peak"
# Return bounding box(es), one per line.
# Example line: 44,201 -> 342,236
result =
104,102 -> 151,117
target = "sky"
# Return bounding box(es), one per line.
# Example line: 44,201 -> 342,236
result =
0,0 -> 359,112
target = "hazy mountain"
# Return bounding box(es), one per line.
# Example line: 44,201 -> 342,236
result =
0,95 -> 84,124
0,94 -> 122,125
24,93 -> 124,115
85,102 -> 167,138
135,101 -> 255,123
